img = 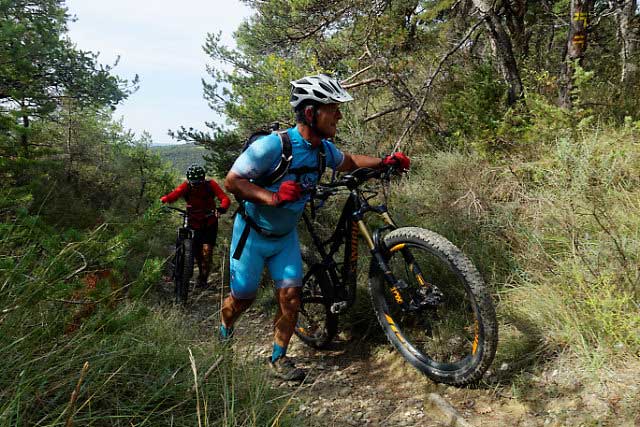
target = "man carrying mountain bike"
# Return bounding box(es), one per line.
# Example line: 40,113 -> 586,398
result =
161,165 -> 231,288
220,73 -> 410,381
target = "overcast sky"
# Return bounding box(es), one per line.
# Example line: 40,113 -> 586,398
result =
65,0 -> 252,145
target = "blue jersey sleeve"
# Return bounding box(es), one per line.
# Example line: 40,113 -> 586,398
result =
230,134 -> 281,179
322,140 -> 344,170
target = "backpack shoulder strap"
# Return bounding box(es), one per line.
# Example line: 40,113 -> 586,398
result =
288,139 -> 327,180
254,131 -> 292,187
318,140 -> 326,177
204,179 -> 215,199
184,183 -> 192,201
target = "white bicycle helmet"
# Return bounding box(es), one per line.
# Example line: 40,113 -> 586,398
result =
289,74 -> 354,108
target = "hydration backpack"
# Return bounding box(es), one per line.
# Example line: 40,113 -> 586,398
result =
242,123 -> 326,187
232,124 -> 327,260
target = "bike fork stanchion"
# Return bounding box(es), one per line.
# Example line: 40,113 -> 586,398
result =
359,219 -> 414,312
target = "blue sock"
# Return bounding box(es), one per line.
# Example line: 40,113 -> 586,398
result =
271,343 -> 287,363
219,324 -> 234,339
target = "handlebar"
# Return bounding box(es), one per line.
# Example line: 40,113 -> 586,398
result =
311,166 -> 394,200
163,206 -> 187,215
162,206 -> 218,218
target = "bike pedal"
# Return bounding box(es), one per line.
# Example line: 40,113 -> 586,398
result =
330,301 -> 348,314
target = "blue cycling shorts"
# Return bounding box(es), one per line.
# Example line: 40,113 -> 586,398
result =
229,214 -> 303,300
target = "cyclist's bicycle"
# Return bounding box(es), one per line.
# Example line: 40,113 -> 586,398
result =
294,167 -> 498,385
164,207 -> 217,304
164,206 -> 194,304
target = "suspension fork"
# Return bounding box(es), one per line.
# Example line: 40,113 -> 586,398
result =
355,214 -> 414,311
377,211 -> 430,290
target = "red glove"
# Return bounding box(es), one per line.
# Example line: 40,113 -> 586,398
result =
382,152 -> 410,172
160,196 -> 168,203
271,181 -> 302,206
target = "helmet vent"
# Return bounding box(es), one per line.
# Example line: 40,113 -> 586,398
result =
318,82 -> 332,92
312,90 -> 328,99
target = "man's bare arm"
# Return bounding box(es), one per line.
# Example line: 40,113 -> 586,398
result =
224,171 -> 277,206
337,153 -> 383,172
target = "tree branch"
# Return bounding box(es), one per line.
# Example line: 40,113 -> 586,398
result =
341,64 -> 374,84
342,77 -> 385,89
283,5 -> 351,42
394,18 -> 485,151
363,104 -> 409,123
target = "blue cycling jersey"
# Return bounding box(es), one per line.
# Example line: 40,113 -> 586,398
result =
230,126 -> 344,235
228,126 -> 344,299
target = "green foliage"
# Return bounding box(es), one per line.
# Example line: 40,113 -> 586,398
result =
0,202 -> 294,426
152,143 -> 208,177
168,125 -> 244,177
16,107 -> 175,228
440,63 -> 509,144
396,122 -> 640,364
0,0 -> 136,160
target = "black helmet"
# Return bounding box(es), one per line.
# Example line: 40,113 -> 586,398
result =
186,164 -> 205,184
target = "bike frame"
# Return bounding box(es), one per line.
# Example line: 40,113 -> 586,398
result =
165,207 -> 194,253
177,212 -> 194,242
302,174 -> 420,312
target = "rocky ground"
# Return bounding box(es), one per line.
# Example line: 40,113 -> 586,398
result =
158,274 -> 640,427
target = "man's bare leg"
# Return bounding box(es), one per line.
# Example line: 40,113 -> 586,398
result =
269,286 -> 305,380
220,294 -> 253,331
197,244 -> 213,286
273,287 -> 301,347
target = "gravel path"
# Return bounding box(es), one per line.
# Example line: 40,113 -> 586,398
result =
156,274 -> 640,427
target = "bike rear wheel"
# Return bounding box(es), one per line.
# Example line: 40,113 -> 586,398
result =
174,238 -> 194,304
369,227 -> 497,385
295,250 -> 338,349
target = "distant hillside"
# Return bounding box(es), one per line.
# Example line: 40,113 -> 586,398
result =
152,143 -> 208,176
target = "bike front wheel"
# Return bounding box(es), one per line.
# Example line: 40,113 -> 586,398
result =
369,227 -> 498,385
174,238 -> 194,304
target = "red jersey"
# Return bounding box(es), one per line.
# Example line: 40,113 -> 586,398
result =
161,180 -> 231,229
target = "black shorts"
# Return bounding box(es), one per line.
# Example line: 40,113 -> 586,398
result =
193,222 -> 218,247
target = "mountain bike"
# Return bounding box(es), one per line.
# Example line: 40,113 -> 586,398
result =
294,167 -> 498,385
164,206 -> 194,304
164,207 -> 219,304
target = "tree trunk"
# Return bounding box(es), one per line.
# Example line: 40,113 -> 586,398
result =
559,0 -> 595,109
66,103 -> 74,182
20,113 -> 29,158
136,163 -> 147,215
504,0 -> 529,58
470,0 -> 524,105
615,0 -> 639,85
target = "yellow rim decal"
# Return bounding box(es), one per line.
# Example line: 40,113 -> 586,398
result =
472,321 -> 479,355
384,314 -> 405,344
390,243 -> 405,252
416,274 -> 426,286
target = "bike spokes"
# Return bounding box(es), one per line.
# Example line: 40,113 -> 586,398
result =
379,240 -> 488,374
297,297 -> 333,343
295,254 -> 338,349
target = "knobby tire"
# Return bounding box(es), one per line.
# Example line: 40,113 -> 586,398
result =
369,227 -> 498,385
175,238 -> 194,304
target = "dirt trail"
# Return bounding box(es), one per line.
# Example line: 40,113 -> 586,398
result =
158,274 -> 640,427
